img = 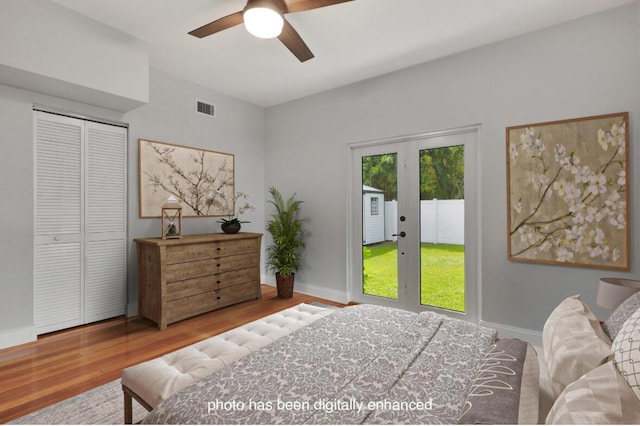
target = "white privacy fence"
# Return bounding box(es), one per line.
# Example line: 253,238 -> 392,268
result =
379,199 -> 464,245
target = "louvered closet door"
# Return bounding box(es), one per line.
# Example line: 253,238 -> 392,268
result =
85,121 -> 127,323
34,111 -> 127,334
34,112 -> 84,333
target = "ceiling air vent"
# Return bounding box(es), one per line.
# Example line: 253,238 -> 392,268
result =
196,100 -> 216,117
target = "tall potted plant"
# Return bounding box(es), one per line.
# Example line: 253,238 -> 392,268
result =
265,186 -> 305,299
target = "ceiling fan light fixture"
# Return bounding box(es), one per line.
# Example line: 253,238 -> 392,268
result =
243,3 -> 284,39
189,0 -> 353,61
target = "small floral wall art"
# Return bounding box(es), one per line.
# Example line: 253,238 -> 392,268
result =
506,112 -> 629,270
139,139 -> 235,218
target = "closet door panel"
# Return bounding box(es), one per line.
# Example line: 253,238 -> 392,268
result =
86,123 -> 127,234
85,239 -> 126,322
34,242 -> 82,334
34,112 -> 84,332
34,113 -> 83,243
85,121 -> 127,321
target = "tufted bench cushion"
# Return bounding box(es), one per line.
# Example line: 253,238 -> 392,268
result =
121,303 -> 335,423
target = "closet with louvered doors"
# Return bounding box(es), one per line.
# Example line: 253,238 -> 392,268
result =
34,110 -> 128,334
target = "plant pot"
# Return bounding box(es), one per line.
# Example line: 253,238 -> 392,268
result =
276,273 -> 295,299
221,222 -> 241,234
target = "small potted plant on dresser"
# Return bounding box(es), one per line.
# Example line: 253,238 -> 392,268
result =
266,186 -> 305,299
215,192 -> 256,234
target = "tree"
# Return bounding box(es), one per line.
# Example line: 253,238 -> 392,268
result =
420,146 -> 464,200
361,147 -> 464,202
362,154 -> 397,200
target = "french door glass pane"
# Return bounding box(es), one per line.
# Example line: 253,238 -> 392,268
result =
419,146 -> 465,312
362,153 -> 398,300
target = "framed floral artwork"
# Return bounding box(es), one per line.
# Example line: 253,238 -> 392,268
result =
138,139 -> 235,218
506,112 -> 629,270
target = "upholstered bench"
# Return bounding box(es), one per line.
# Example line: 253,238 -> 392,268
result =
121,303 -> 335,423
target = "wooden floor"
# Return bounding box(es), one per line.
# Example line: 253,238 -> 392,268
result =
0,285 -> 346,423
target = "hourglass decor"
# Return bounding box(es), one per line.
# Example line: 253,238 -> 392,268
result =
161,195 -> 183,240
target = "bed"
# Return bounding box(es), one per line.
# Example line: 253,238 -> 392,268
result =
143,304 -> 539,424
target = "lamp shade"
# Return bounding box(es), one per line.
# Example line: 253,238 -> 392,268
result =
596,277 -> 640,310
243,3 -> 284,39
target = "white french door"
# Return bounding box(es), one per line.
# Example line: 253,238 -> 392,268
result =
348,126 -> 479,321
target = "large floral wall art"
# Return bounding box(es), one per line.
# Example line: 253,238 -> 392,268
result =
139,139 -> 235,218
506,112 -> 629,270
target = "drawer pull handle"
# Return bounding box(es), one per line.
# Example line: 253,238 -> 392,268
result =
217,296 -> 221,300
216,263 -> 221,267
216,247 -> 221,251
217,280 -> 221,284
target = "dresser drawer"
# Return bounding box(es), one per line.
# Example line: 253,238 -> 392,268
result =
166,267 -> 259,301
218,281 -> 261,303
165,238 -> 260,265
165,282 -> 260,324
164,252 -> 259,282
166,292 -> 219,324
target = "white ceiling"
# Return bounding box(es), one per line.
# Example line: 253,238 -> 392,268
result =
51,0 -> 634,107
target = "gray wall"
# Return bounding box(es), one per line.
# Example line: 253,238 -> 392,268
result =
0,69 -> 265,348
265,4 -> 640,335
123,69 -> 266,313
0,0 -> 149,111
1,2 -> 638,349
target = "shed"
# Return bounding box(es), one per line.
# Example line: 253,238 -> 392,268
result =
362,185 -> 385,245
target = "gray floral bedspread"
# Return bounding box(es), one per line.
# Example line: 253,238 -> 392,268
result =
144,304 -> 500,424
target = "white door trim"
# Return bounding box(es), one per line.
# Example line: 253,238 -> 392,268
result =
346,124 -> 481,322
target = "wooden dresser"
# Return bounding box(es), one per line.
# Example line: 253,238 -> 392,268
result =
134,233 -> 262,330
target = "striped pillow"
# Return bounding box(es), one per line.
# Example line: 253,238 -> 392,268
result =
542,295 -> 612,397
546,361 -> 640,424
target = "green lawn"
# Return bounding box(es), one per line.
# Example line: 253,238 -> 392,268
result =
363,241 -> 465,312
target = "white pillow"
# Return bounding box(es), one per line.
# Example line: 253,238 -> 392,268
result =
543,294 -> 612,397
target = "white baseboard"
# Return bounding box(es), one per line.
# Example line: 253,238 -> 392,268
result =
262,281 -> 349,305
0,325 -> 37,350
480,320 -> 542,347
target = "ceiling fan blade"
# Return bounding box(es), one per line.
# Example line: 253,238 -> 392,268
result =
283,0 -> 353,14
278,19 -> 314,62
188,11 -> 244,38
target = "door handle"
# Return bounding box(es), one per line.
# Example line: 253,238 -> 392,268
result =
392,231 -> 406,238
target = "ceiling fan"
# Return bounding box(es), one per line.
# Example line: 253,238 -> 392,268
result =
188,0 -> 354,62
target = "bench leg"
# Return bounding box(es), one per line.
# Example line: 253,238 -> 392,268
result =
124,391 -> 133,424
123,384 -> 153,424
